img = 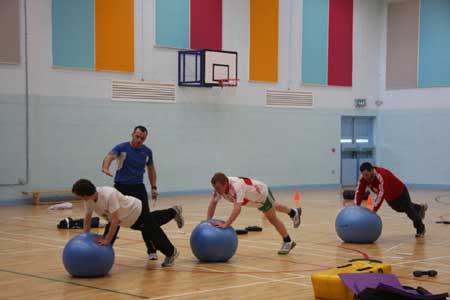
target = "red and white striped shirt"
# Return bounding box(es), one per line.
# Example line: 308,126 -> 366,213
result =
211,177 -> 268,207
355,167 -> 405,212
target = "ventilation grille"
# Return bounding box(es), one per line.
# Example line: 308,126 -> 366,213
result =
111,80 -> 176,103
266,90 -> 313,108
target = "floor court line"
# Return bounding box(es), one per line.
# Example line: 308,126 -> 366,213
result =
391,255 -> 450,266
7,231 -> 445,281
236,242 -> 350,260
0,268 -> 148,299
110,250 -> 314,300
0,236 -> 63,250
176,262 -> 310,286
117,231 -> 363,266
239,239 -> 364,260
0,248 -> 56,256
0,235 -> 151,261
12,216 -> 62,224
114,241 -> 318,285
114,232 -> 348,263
2,237 -> 444,299
115,244 -> 312,286
145,278 -> 305,300
392,262 -> 450,273
0,224 -> 393,267
5,216 -> 446,287
0,237 -> 170,259
384,243 -> 404,253
0,230 -> 75,244
0,220 -> 68,232
4,218 -> 191,235
179,261 -> 311,280
119,242 -> 330,272
221,263 -> 310,277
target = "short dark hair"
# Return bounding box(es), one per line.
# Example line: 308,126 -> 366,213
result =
72,179 -> 96,196
360,162 -> 373,172
211,172 -> 229,185
133,125 -> 148,133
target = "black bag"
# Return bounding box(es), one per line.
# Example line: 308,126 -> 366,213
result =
358,284 -> 448,300
57,217 -> 100,229
342,190 -> 370,200
343,190 -> 355,200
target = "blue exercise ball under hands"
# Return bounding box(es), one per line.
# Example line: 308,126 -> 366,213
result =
190,220 -> 238,262
335,206 -> 382,244
63,233 -> 115,278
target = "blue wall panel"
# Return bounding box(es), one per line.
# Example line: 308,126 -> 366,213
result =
301,0 -> 329,85
52,0 -> 94,69
155,0 -> 190,49
418,0 -> 450,87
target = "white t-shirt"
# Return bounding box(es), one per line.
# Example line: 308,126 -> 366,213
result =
211,177 -> 268,208
84,186 -> 142,227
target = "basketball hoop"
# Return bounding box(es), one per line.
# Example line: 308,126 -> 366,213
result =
178,50 -> 238,87
217,78 -> 240,88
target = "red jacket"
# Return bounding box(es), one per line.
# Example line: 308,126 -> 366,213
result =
355,167 -> 405,212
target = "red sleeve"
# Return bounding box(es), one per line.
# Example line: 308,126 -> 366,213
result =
354,175 -> 367,205
373,199 -> 383,212
372,172 -> 385,212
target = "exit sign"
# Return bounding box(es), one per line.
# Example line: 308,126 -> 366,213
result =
355,98 -> 366,107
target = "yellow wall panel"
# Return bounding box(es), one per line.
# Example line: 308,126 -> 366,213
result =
249,0 -> 278,82
95,0 -> 134,72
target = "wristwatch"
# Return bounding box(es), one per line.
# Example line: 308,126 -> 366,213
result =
151,186 -> 157,190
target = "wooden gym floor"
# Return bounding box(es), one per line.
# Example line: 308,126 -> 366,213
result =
0,189 -> 449,300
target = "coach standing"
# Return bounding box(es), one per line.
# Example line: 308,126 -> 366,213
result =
101,125 -> 159,259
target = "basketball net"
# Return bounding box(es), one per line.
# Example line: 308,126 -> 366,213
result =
218,78 -> 239,89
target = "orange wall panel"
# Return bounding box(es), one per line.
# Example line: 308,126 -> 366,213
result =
95,0 -> 134,72
249,0 -> 278,82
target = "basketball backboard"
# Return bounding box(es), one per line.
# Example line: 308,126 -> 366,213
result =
178,49 -> 238,87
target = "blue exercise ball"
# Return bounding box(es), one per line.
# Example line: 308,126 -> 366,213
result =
335,206 -> 382,244
190,220 -> 238,262
63,233 -> 115,278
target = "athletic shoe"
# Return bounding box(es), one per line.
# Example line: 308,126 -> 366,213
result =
172,205 -> 184,229
292,207 -> 302,228
161,248 -> 179,267
415,226 -> 426,238
419,204 -> 428,220
278,241 -> 296,255
148,252 -> 158,260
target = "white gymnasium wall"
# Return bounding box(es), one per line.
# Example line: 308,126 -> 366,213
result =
375,0 -> 450,188
18,0 -> 383,107
378,0 -> 450,109
0,0 -> 383,202
0,0 -> 27,188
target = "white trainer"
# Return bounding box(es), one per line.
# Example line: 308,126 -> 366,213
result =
172,205 -> 184,229
278,241 -> 296,255
162,248 -> 179,267
292,207 -> 302,228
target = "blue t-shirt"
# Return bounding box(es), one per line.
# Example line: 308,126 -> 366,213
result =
111,142 -> 154,185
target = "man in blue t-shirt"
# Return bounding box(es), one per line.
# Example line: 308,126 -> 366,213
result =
101,125 -> 161,259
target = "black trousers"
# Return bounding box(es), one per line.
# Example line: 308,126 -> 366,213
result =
103,208 -> 176,255
103,183 -> 150,251
103,182 -> 173,254
130,209 -> 176,257
114,183 -> 150,213
386,187 -> 424,232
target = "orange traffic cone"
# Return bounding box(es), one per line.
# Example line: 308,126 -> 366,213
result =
294,191 -> 300,207
366,194 -> 373,209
